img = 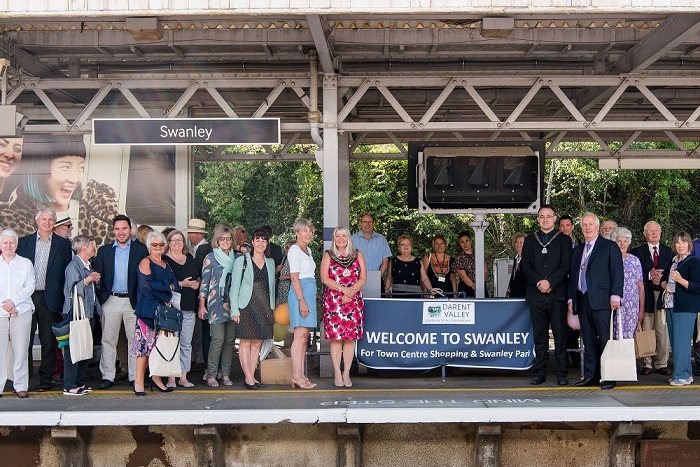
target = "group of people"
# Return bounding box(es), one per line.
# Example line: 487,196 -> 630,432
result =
508,205 -> 700,388
2,203 -> 699,397
0,207 -> 374,396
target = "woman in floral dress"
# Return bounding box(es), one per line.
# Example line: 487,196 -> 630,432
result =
612,227 -> 645,339
320,226 -> 367,388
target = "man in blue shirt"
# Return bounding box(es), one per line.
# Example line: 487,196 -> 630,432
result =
351,214 -> 392,289
94,215 -> 148,389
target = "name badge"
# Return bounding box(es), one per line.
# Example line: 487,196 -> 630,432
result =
438,276 -> 446,282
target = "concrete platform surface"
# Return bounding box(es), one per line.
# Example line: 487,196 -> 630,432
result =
2,367 -> 699,426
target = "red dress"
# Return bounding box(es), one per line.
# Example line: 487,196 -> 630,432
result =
323,255 -> 364,340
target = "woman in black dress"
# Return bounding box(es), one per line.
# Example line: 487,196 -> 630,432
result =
507,232 -> 527,298
385,235 -> 432,298
230,228 -> 276,389
163,230 -> 200,388
421,234 -> 456,295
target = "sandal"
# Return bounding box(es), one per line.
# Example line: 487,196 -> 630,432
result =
291,377 -> 316,389
179,380 -> 195,388
63,388 -> 88,396
206,378 -> 219,388
221,378 -> 234,386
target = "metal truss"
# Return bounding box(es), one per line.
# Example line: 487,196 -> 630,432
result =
8,73 -> 700,160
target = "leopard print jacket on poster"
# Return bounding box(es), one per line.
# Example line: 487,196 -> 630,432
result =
0,179 -> 118,248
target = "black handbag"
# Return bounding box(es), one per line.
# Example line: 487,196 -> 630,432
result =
155,303 -> 183,333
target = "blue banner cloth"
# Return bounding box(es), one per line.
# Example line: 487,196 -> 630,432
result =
356,298 -> 535,370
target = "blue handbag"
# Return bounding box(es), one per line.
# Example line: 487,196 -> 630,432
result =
155,303 -> 183,333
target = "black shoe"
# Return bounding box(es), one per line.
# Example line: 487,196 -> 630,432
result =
530,374 -> 546,385
98,379 -> 113,390
657,367 -> 672,376
37,383 -> 51,392
243,382 -> 259,390
254,382 -> 267,389
133,388 -> 146,396
150,380 -> 173,393
640,367 -> 652,375
600,381 -> 616,390
574,378 -> 596,387
557,376 -> 569,386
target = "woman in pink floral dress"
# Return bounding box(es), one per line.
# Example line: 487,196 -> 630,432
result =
320,226 -> 367,388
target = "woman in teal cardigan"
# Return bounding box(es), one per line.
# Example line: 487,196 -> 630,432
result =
230,228 -> 276,389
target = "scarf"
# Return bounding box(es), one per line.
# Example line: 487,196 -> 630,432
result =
213,247 -> 235,295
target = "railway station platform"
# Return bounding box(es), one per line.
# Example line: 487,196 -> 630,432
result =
2,366 -> 698,466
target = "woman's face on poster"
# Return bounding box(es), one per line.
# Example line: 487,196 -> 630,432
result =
47,155 -> 84,206
0,137 -> 22,179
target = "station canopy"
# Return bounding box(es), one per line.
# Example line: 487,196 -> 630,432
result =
3,5 -> 700,162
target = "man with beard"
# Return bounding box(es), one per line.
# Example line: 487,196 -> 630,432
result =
94,214 -> 148,389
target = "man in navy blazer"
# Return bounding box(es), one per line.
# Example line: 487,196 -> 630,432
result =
568,212 -> 624,390
630,221 -> 673,376
94,214 -> 148,389
17,208 -> 73,392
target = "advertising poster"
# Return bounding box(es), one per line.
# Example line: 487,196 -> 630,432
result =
357,298 -> 535,370
0,134 -> 176,247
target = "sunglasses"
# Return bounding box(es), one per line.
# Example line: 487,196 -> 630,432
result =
151,242 -> 165,247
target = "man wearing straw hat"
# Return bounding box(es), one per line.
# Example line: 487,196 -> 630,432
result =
185,218 -> 212,370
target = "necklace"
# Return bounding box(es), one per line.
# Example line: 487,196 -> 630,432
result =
534,231 -> 561,254
297,243 -> 310,256
431,253 -> 449,277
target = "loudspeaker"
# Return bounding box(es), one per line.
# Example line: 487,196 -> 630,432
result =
408,141 -> 545,214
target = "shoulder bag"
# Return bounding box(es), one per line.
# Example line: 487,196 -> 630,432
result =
600,309 -> 638,382
155,303 -> 183,333
69,284 -> 94,364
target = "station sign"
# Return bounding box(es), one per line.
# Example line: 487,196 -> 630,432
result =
92,118 -> 280,145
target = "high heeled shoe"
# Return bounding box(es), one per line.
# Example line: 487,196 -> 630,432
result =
133,388 -> 146,396
304,377 -> 317,388
291,377 -> 315,389
150,380 -> 174,393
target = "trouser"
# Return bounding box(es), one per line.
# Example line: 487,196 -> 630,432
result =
28,291 -> 58,386
63,318 -> 93,391
0,311 -> 32,392
529,297 -> 568,377
116,329 -> 129,374
201,319 -> 211,367
577,292 -> 611,381
642,291 -> 670,369
191,316 -> 204,364
179,311 -> 196,373
99,296 -> 136,382
667,309 -> 695,380
567,327 -> 581,365
207,320 -> 237,378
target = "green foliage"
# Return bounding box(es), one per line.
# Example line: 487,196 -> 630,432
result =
195,142 -> 700,293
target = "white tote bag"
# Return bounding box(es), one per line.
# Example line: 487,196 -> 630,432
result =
69,288 -> 93,364
600,309 -> 638,382
149,331 -> 182,377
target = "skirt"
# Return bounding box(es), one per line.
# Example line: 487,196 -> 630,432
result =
132,318 -> 157,357
288,277 -> 317,329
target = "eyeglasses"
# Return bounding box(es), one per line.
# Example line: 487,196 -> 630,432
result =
151,243 -> 165,247
219,237 -> 233,242
170,238 -> 184,243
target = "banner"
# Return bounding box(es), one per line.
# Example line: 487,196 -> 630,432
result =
0,134 -> 176,247
357,298 -> 535,370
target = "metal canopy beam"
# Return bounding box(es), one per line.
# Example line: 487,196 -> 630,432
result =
306,15 -> 335,73
610,14 -> 700,74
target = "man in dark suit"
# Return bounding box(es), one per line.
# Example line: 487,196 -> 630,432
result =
568,212 -> 624,390
521,205 -> 572,386
630,221 -> 673,376
94,214 -> 148,389
185,218 -> 212,370
559,214 -> 582,367
17,207 -> 73,392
